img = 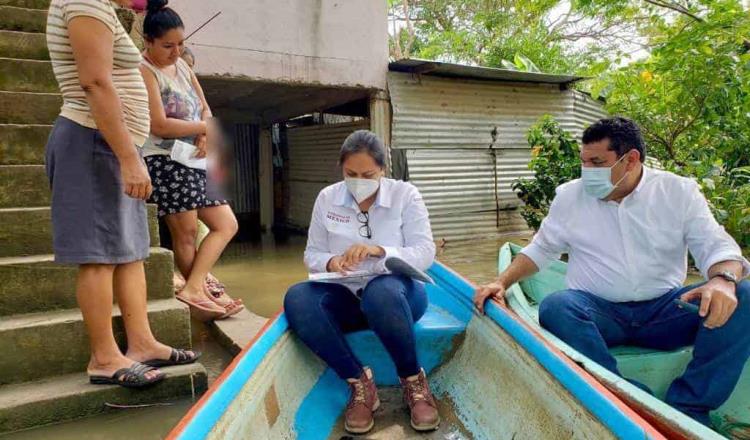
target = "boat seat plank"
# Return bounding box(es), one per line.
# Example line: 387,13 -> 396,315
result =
346,304 -> 466,386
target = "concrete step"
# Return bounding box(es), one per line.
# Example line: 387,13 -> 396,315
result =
0,164 -> 49,208
0,30 -> 48,60
0,6 -> 47,33
0,0 -> 49,10
0,363 -> 207,434
0,205 -> 160,257
0,91 -> 60,125
0,57 -> 56,93
0,123 -> 51,165
0,247 -> 175,316
0,298 -> 192,385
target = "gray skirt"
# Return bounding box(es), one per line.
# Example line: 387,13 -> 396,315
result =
44,116 -> 150,264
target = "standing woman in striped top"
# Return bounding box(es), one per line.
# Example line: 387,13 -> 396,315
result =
45,0 -> 199,388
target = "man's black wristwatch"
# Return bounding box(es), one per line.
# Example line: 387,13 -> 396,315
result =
711,270 -> 739,286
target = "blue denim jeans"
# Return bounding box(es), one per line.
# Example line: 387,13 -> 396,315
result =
284,274 -> 428,380
539,280 -> 750,425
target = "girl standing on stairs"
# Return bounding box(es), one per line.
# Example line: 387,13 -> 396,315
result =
139,0 -> 242,321
44,0 -> 200,388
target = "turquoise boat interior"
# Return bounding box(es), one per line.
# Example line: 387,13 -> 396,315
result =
170,262 -> 661,440
501,242 -> 750,440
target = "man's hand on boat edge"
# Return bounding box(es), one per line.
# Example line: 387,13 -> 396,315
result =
475,252 -> 541,314
474,282 -> 507,314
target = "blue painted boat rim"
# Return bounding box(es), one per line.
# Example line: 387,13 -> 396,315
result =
498,242 -> 719,439
167,312 -> 290,440
428,263 -> 664,440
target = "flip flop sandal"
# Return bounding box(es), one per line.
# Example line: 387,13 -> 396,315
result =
143,348 -> 202,368
204,280 -> 243,307
89,362 -> 165,388
175,294 -> 225,321
218,300 -> 245,319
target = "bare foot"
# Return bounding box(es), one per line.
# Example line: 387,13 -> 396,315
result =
205,275 -> 243,307
177,284 -> 224,313
87,354 -> 162,381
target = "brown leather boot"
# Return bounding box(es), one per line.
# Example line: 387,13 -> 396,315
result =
344,366 -> 380,434
400,368 -> 440,431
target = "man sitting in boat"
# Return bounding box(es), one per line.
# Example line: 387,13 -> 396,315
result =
474,117 -> 750,427
283,130 -> 441,434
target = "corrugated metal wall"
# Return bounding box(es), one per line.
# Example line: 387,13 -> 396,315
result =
388,72 -> 607,241
232,123 -> 260,214
569,89 -> 609,138
286,120 -> 370,228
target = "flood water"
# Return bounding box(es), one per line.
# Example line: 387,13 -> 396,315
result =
212,233 -> 533,317
0,233 -> 529,440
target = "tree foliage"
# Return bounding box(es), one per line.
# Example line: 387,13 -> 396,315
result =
590,0 -> 750,250
387,0 -> 641,76
389,0 -> 750,252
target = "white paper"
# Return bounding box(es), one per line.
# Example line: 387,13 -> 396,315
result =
308,270 -> 374,282
170,139 -> 207,170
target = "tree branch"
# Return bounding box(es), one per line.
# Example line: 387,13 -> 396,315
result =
643,0 -> 704,22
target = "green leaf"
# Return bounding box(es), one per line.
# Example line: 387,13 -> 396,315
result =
501,59 -> 519,70
514,53 -> 541,72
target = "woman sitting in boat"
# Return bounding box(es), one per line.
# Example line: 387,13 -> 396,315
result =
284,130 -> 440,434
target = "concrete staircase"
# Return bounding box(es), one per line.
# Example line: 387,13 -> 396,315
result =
0,1 -> 207,434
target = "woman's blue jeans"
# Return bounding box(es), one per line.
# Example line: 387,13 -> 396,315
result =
538,280 -> 750,425
284,274 -> 428,380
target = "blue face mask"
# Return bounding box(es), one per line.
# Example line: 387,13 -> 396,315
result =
581,154 -> 629,199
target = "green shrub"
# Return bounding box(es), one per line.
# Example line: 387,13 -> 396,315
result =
686,161 -> 750,252
511,116 -> 580,230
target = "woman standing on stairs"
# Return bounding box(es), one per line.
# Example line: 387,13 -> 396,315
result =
138,1 -> 241,321
44,0 -> 200,388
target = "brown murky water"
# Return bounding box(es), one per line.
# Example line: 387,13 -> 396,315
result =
211,234 -> 533,318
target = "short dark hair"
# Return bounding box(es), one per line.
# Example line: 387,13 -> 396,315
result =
582,117 -> 646,163
339,130 -> 386,168
143,0 -> 183,41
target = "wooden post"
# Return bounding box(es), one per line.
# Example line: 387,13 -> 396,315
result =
369,90 -> 392,176
259,128 -> 274,232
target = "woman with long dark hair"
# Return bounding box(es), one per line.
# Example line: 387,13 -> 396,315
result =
139,0 -> 242,321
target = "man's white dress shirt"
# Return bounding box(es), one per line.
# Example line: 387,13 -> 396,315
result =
304,178 -> 436,292
522,167 -> 750,302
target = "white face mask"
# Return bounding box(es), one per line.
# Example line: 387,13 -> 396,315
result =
345,177 -> 381,203
581,154 -> 629,199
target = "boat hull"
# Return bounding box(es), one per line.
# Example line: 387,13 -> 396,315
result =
169,262 -> 662,439
501,242 -> 750,439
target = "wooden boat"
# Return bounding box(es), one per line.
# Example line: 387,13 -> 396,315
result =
168,262 -> 664,439
500,242 -> 750,440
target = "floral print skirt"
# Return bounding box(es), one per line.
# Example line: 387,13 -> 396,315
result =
145,154 -> 228,218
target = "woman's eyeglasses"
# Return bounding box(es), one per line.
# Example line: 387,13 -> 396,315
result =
357,211 -> 372,239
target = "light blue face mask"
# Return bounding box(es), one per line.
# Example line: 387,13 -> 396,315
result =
581,154 -> 629,199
